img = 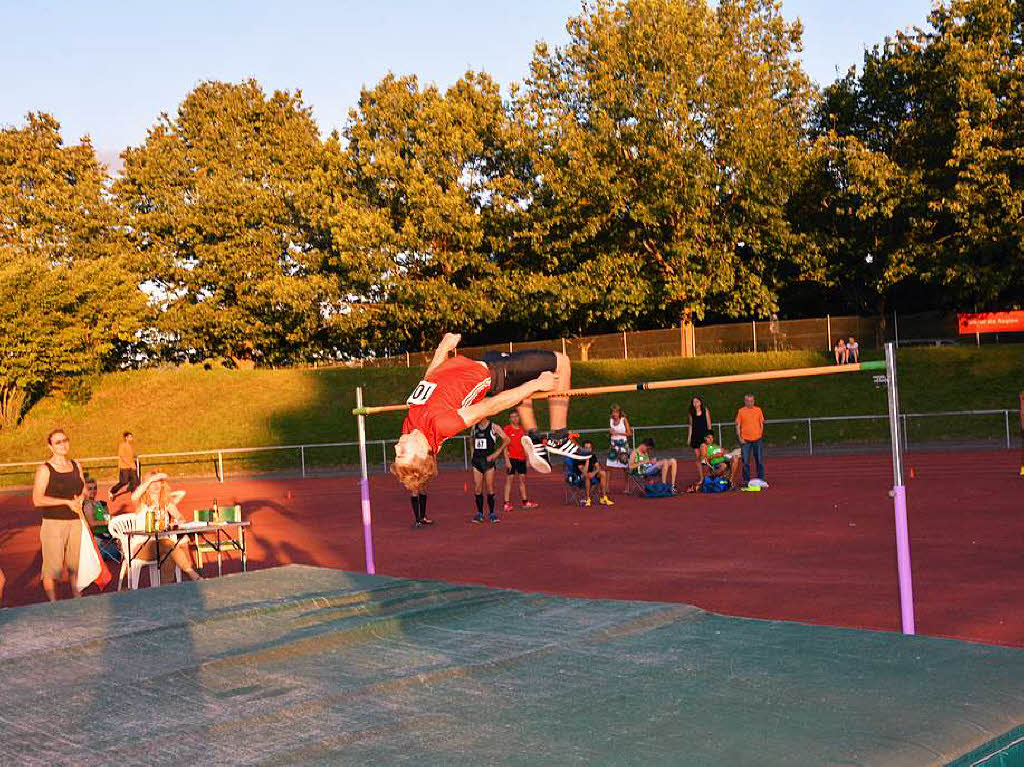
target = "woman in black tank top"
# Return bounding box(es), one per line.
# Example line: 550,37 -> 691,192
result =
32,428 -> 87,601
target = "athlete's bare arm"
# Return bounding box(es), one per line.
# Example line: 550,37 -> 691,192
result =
458,372 -> 557,426
424,333 -> 461,378
491,423 -> 512,461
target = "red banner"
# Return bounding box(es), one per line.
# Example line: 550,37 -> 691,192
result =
957,311 -> 1024,334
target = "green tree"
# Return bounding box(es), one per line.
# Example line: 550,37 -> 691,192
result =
804,0 -> 1024,313
513,0 -> 815,335
115,80 -> 338,365
926,0 -> 1024,309
0,113 -> 143,428
316,72 -> 526,351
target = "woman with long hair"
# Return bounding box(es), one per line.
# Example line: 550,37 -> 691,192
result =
129,473 -> 202,583
687,396 -> 712,483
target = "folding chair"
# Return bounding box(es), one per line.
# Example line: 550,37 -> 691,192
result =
626,466 -> 660,495
563,459 -> 586,506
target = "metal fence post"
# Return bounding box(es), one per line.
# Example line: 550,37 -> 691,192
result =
300,445 -> 306,478
382,440 -> 388,472
462,436 -> 468,469
807,418 -> 813,456
1005,410 -> 1011,449
826,314 -> 831,349
752,320 -> 757,353
623,331 -> 628,359
217,451 -> 224,483
716,423 -> 723,445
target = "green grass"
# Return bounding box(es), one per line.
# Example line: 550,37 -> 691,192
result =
1,346 -> 1021,483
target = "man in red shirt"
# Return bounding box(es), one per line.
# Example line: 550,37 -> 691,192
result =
392,333 -> 588,493
502,410 -> 539,512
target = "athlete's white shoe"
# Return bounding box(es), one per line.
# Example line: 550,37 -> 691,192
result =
521,435 -> 551,474
545,433 -> 591,461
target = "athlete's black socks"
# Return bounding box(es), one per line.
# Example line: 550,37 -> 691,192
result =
475,494 -> 484,514
418,493 -> 427,520
410,495 -> 421,522
487,493 -> 495,514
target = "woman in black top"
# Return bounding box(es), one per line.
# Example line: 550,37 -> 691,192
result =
32,428 -> 86,602
687,396 -> 712,483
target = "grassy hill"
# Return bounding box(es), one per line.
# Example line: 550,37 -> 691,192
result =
1,345 -> 1021,482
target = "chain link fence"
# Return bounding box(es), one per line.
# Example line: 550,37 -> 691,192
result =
323,311 -> 970,370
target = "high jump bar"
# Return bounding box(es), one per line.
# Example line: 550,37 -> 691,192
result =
351,360 -> 886,415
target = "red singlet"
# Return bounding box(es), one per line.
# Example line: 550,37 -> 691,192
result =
401,356 -> 492,453
504,424 -> 526,460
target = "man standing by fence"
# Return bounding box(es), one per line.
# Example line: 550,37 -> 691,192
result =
109,432 -> 139,501
736,395 -> 767,488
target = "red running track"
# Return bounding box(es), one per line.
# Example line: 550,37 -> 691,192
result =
2,451 -> 1022,647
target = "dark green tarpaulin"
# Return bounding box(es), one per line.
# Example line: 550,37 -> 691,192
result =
1,565 -> 1023,765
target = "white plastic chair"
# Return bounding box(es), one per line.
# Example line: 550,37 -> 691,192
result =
107,513 -> 181,589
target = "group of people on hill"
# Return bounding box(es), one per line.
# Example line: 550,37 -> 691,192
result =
834,337 -> 860,365
392,333 -> 768,526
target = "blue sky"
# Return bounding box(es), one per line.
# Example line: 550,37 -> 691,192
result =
2,0 -> 934,163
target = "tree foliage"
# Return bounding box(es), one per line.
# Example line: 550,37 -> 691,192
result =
3,0 -> 1024,420
315,72 -> 527,350
0,114 -> 144,428
115,80 -> 337,364
514,0 -> 814,332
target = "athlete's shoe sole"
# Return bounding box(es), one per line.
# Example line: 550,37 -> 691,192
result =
521,436 -> 551,474
471,514 -> 485,523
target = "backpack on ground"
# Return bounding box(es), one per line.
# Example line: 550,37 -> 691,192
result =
700,475 -> 731,493
643,482 -> 674,498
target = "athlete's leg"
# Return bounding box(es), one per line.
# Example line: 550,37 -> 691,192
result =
546,352 -> 572,431
519,474 -> 528,503
516,399 -> 538,433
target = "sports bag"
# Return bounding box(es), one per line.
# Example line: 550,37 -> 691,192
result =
700,475 -> 731,493
643,482 -> 674,498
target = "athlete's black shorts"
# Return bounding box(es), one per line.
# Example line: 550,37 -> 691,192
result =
507,458 -> 527,475
481,350 -> 558,395
471,456 -> 496,474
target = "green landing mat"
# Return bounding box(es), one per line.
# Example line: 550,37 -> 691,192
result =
2,565 -> 1023,766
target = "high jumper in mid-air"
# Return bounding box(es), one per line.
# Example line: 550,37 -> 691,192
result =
391,333 -> 590,494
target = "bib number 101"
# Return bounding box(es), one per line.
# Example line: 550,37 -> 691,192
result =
407,380 -> 437,406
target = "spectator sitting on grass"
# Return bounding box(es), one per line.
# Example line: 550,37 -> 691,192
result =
834,338 -> 848,365
847,337 -> 859,363
629,438 -> 678,492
